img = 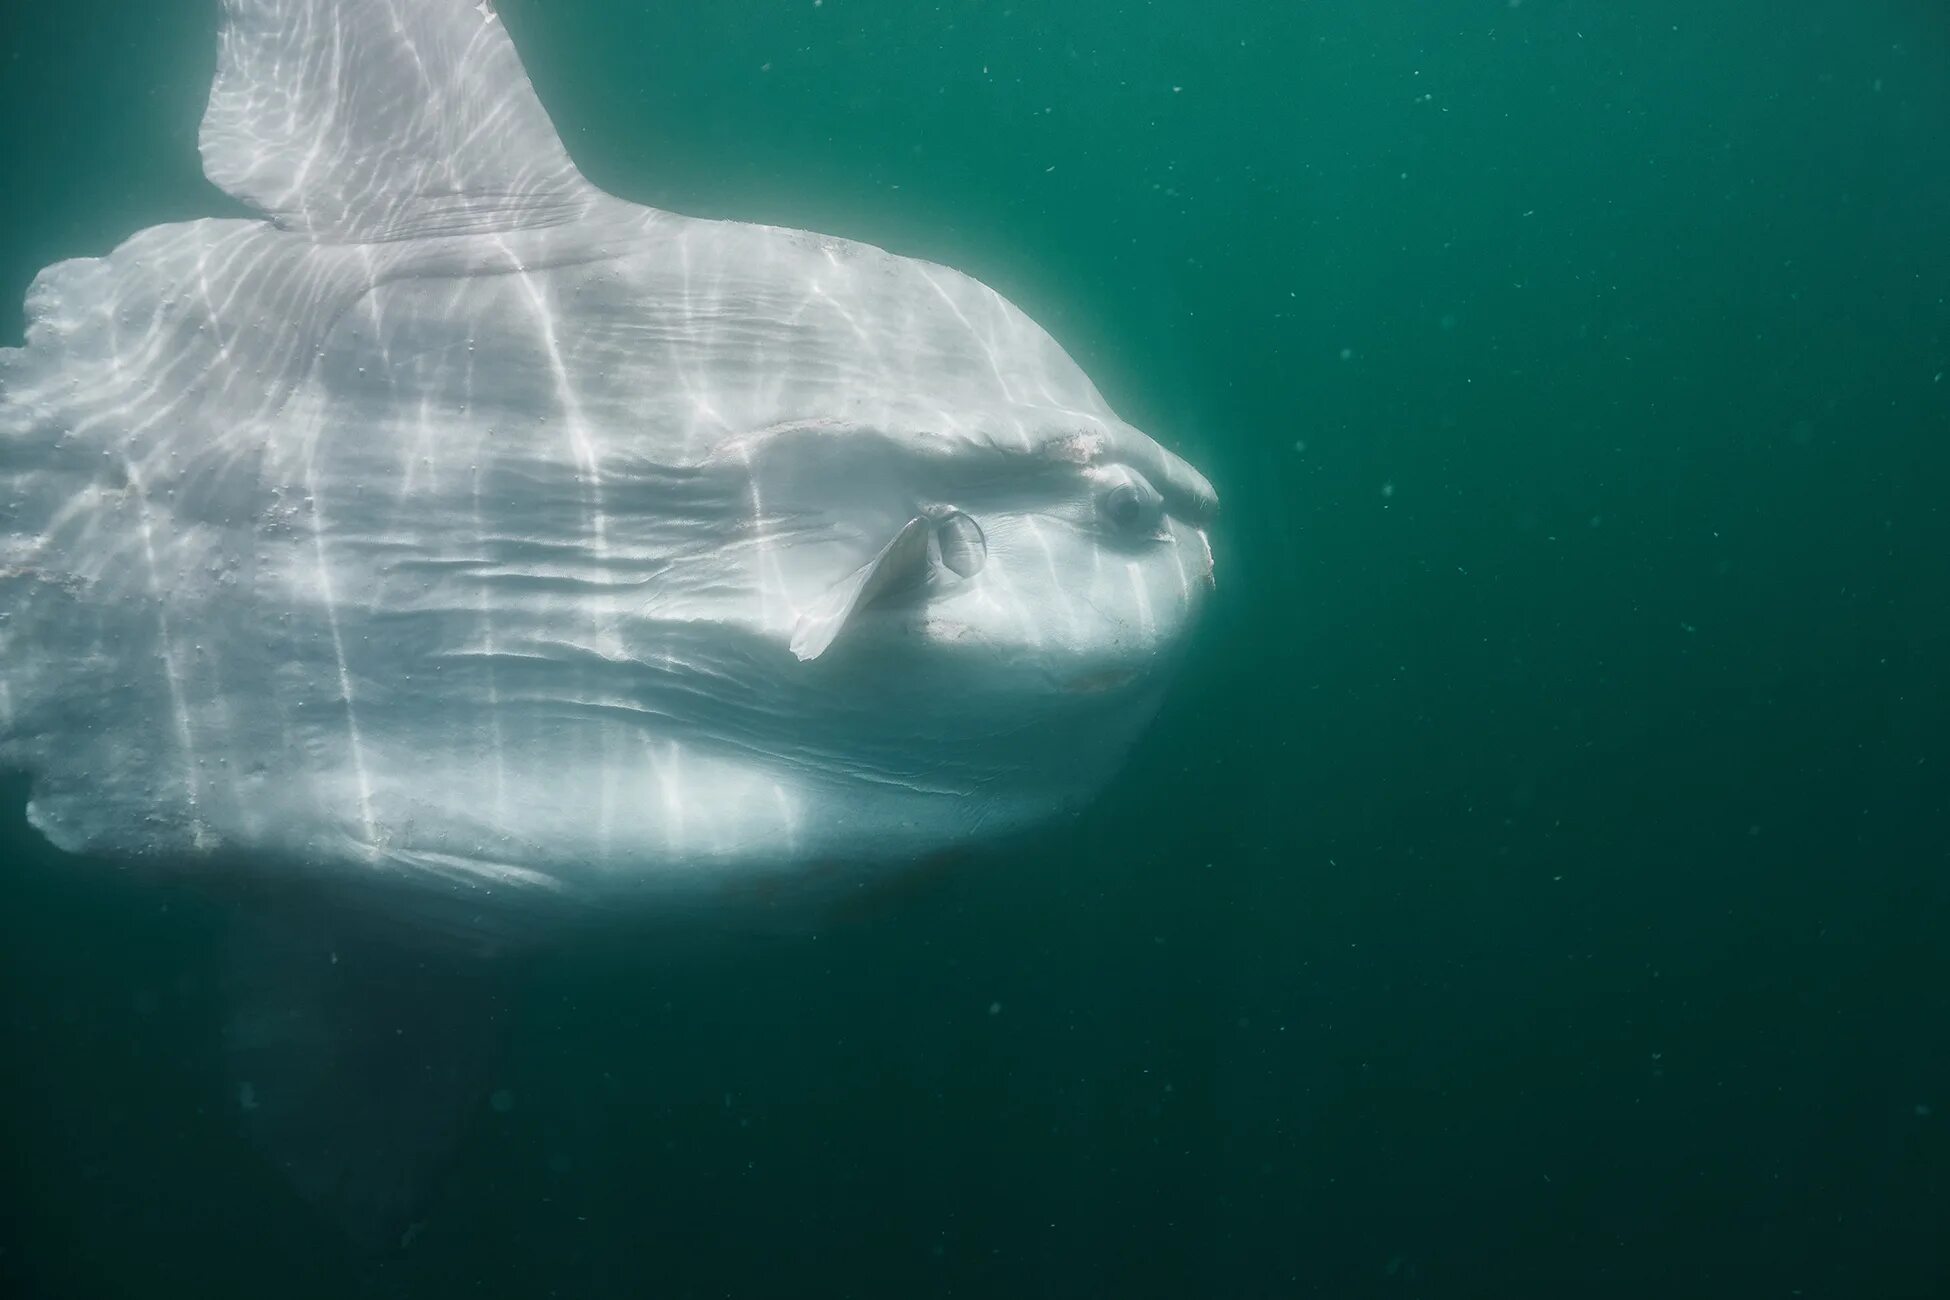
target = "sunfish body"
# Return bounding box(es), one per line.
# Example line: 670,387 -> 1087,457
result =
0,0 -> 1217,916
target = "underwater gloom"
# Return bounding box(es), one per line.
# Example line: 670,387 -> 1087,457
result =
1,0 -> 1946,1294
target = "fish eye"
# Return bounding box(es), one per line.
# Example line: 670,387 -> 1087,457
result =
1099,473 -> 1164,535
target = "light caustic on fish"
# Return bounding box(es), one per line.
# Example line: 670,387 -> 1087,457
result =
0,0 -> 1218,912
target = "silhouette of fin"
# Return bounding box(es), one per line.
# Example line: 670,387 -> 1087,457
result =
221,906 -> 513,1249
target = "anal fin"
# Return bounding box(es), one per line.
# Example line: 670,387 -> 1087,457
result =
221,909 -> 513,1250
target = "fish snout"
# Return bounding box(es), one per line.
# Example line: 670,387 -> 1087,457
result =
1168,455 -> 1219,527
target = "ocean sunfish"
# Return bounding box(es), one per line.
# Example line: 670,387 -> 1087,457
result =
0,0 -> 1222,1242
0,0 -> 1218,916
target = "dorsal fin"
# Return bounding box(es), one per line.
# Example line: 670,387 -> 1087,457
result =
200,0 -> 598,242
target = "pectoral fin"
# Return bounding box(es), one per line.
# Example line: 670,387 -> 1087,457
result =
790,517 -> 932,661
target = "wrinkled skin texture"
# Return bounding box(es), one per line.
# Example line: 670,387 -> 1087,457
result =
0,0 -> 1217,911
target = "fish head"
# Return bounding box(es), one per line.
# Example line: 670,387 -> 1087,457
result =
702,248 -> 1220,835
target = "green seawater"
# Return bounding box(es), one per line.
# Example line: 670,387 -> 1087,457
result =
2,1 -> 1947,1295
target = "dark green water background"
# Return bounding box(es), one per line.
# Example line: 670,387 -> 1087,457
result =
3,1 -> 1948,1296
